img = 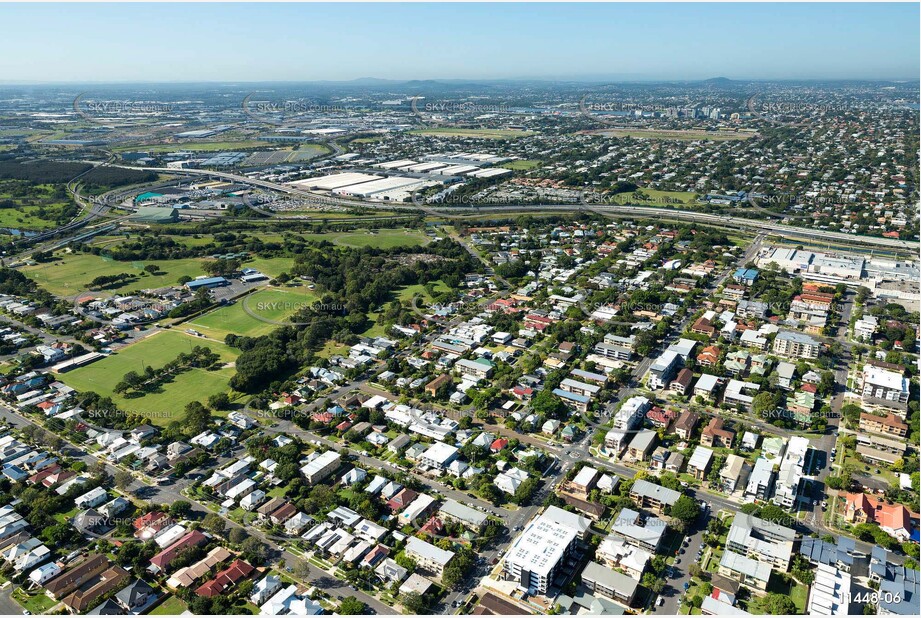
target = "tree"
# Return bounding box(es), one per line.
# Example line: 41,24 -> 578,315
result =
114,470 -> 134,491
760,593 -> 796,615
338,597 -> 367,615
201,513 -> 227,537
402,591 -> 428,613
90,458 -> 108,477
208,392 -> 231,411
183,401 -> 211,435
241,537 -> 268,564
670,495 -> 700,526
290,558 -> 311,578
642,572 -> 665,593
169,500 -> 192,519
229,527 -> 248,545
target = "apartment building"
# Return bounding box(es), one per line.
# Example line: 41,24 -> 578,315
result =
719,455 -> 748,493
723,379 -> 760,409
726,512 -> 795,570
772,331 -> 821,360
773,436 -> 811,508
861,365 -> 910,413
405,536 -> 455,577
581,561 -> 638,605
859,412 -> 909,438
688,446 -> 714,481
300,450 -> 341,484
701,418 -> 735,448
719,550 -> 771,594
646,350 -> 681,389
455,358 -> 495,380
629,479 -> 681,515
502,507 -> 584,594
593,341 -> 632,361
673,410 -> 700,440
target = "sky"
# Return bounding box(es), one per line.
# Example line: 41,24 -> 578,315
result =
0,2 -> 918,83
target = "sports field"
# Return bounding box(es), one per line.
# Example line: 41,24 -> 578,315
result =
409,128 -> 534,139
604,188 -> 700,206
21,253 -> 208,296
500,159 -> 541,171
585,128 -> 755,141
188,287 -> 319,339
58,330 -> 239,425
326,228 -> 430,248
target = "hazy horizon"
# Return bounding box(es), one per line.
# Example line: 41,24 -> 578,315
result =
0,2 -> 918,83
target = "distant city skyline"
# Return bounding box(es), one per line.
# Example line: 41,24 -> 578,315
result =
0,2 -> 918,83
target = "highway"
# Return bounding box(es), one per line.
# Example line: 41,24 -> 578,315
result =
83,163 -> 916,253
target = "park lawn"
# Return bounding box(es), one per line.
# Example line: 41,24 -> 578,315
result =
588,128 -> 755,141
21,253 -> 209,296
12,588 -> 58,614
165,234 -> 217,247
150,595 -> 189,615
500,159 -> 541,171
188,287 -> 319,339
409,128 -> 534,139
0,204 -> 65,230
243,256 -> 296,279
359,312 -> 389,339
395,280 -> 450,303
608,188 -> 700,206
316,339 -> 351,359
57,330 -> 239,425
326,228 -> 430,249
0,181 -> 75,230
